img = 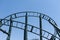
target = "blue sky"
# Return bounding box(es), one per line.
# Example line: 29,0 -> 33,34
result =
0,0 -> 60,40
0,0 -> 60,26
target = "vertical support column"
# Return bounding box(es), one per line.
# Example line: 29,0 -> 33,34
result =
7,16 -> 13,40
39,14 -> 42,40
24,13 -> 28,40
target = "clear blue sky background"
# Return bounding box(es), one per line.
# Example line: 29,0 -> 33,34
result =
0,0 -> 60,40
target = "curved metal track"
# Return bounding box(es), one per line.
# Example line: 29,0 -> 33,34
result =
0,11 -> 60,40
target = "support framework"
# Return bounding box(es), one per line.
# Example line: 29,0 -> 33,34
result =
39,14 -> 42,40
24,13 -> 28,40
0,11 -> 60,40
7,16 -> 13,40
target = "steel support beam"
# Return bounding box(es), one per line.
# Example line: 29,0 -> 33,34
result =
39,14 -> 42,40
7,16 -> 13,40
24,13 -> 28,40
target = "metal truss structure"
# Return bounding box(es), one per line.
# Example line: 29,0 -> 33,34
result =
0,11 -> 60,40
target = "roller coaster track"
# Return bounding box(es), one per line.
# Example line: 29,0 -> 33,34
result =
0,11 -> 60,40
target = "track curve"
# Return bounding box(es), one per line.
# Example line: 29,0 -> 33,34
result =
0,11 -> 60,40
